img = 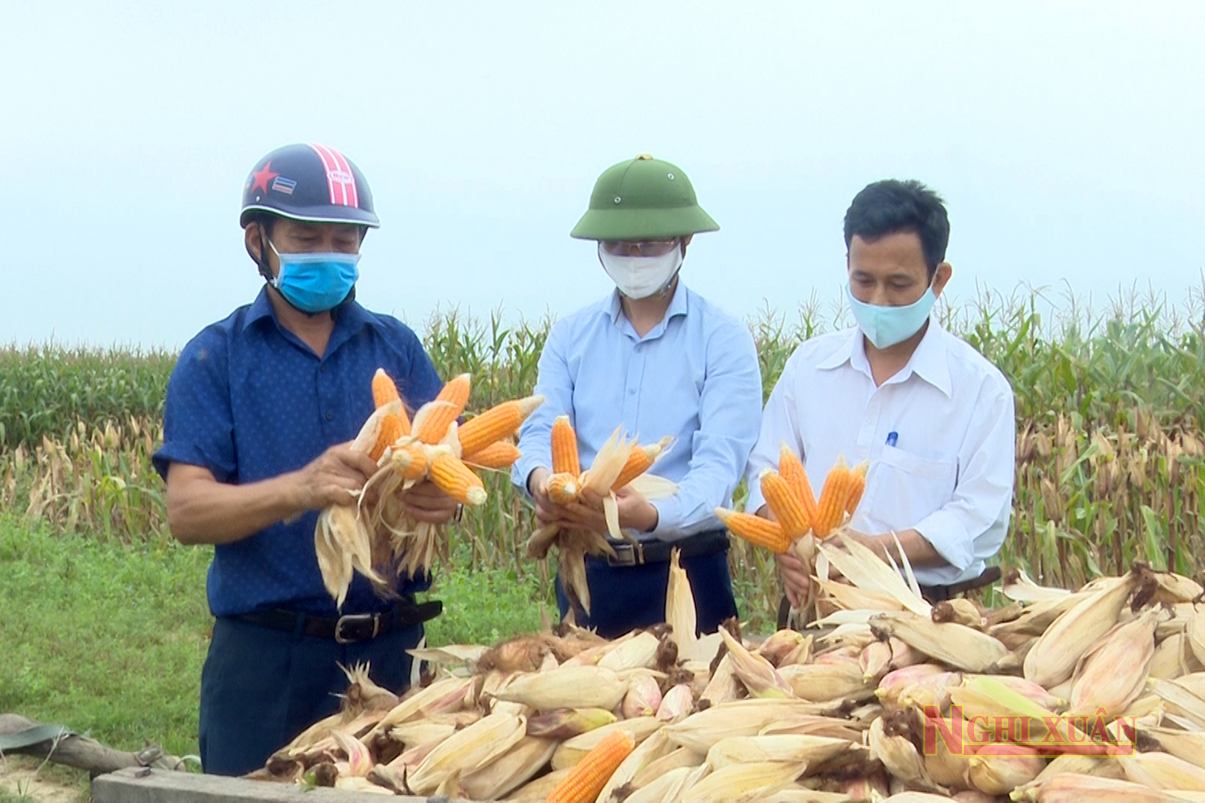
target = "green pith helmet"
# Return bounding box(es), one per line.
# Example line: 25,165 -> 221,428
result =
570,154 -> 719,241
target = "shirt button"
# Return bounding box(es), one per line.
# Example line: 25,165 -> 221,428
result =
320,364 -> 327,373
326,411 -> 334,421
629,388 -> 637,395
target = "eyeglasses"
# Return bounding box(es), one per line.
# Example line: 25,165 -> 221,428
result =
600,239 -> 680,257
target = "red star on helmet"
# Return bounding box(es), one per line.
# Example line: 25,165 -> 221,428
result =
250,162 -> 280,195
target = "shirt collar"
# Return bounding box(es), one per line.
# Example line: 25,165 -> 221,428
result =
816,319 -> 953,398
241,286 -> 377,347
606,280 -> 690,338
905,319 -> 953,397
817,327 -> 863,372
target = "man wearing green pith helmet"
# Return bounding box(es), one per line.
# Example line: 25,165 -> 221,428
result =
513,154 -> 764,638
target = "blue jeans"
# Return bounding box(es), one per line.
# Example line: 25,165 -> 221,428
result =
198,615 -> 423,776
555,548 -> 738,639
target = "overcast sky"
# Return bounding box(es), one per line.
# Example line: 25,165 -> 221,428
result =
3,1 -> 1202,349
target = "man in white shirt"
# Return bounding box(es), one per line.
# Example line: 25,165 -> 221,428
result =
743,179 -> 1015,622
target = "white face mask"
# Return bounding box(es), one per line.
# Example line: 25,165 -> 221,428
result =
597,244 -> 683,299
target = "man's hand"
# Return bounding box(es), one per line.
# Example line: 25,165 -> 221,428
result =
753,502 -> 812,608
399,480 -> 460,525
573,485 -> 659,535
776,551 -> 811,607
528,468 -> 571,528
291,442 -> 380,511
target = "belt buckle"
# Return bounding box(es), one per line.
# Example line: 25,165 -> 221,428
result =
334,613 -> 379,644
607,541 -> 647,567
608,543 -> 636,568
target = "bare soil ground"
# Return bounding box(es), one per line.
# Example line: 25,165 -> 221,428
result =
0,756 -> 88,802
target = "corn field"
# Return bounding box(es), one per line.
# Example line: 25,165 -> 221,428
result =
2,287 -> 1204,613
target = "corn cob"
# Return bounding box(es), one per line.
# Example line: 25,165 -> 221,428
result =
1022,571 -> 1135,687
415,373 -> 471,443
613,437 -> 671,490
967,742 -> 1045,796
461,440 -> 522,470
759,469 -> 810,538
551,717 -> 662,771
1068,606 -> 1159,717
813,456 -> 854,537
428,451 -> 487,506
546,729 -> 636,803
551,415 -> 581,475
371,367 -> 400,409
715,508 -> 790,553
1120,751 -> 1205,790
845,460 -> 868,514
457,395 -> 545,456
391,442 -> 428,481
778,443 -> 820,525
680,760 -> 808,802
369,412 -> 404,462
547,472 -> 581,505
406,710 -> 526,795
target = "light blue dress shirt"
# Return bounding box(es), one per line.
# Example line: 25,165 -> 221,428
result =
512,282 -> 763,542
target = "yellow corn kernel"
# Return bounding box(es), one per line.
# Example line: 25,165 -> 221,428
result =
546,729 -> 635,803
546,472 -> 581,505
370,413 -> 404,462
552,415 -> 581,476
813,457 -> 854,538
715,508 -> 791,554
778,444 -> 820,527
845,462 -> 868,515
416,373 -> 472,444
462,440 -> 522,470
428,451 -> 487,506
759,469 -> 810,538
392,443 -> 429,481
611,437 -> 669,491
371,368 -> 400,409
457,395 -> 544,457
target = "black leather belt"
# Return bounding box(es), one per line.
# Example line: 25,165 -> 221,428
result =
234,599 -> 443,644
919,566 -> 1002,603
596,529 -> 730,568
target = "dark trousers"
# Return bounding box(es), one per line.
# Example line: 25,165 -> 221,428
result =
555,548 -> 738,640
199,616 -> 424,777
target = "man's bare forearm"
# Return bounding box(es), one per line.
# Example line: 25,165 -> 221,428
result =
849,528 -> 945,568
166,466 -> 306,546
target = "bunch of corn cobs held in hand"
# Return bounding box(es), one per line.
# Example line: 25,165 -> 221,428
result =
314,368 -> 544,608
265,449 -> 1205,803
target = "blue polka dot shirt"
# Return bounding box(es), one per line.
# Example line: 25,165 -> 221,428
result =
153,288 -> 443,618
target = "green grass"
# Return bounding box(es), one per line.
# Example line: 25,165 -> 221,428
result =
0,516 -> 776,766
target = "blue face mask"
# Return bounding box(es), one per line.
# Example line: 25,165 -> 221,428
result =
269,241 -> 360,314
846,281 -> 936,349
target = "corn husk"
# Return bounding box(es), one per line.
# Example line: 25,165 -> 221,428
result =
492,664 -> 627,711
678,760 -> 807,801
1022,573 -> 1135,688
406,711 -> 526,795
459,735 -> 556,800
870,612 -> 1011,673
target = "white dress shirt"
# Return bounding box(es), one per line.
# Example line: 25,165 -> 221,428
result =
744,319 -> 1016,587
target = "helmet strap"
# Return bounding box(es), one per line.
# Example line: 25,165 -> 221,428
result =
255,224 -> 275,283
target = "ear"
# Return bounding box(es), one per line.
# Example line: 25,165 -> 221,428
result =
680,233 -> 693,257
931,262 -> 953,299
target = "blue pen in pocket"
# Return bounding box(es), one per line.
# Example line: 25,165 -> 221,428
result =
886,431 -> 898,447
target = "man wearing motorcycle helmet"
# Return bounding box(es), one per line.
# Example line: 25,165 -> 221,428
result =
153,143 -> 458,776
513,154 -> 763,638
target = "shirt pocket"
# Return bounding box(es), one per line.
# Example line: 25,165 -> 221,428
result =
864,447 -> 959,530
